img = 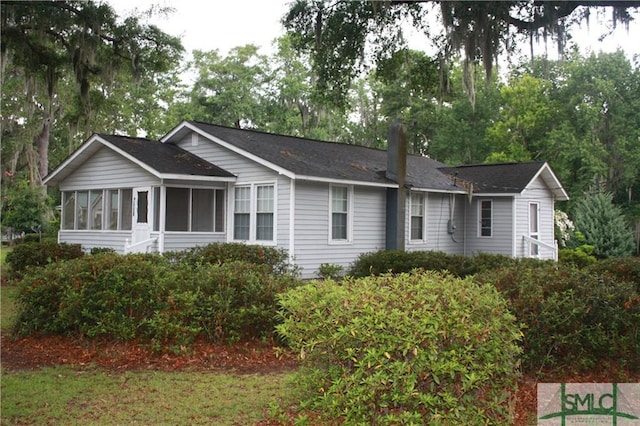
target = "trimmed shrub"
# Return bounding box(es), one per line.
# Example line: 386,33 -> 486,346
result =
349,249 -> 531,278
277,272 -> 522,425
474,263 -> 640,372
587,257 -> 640,290
5,241 -> 84,279
166,242 -> 298,277
14,253 -> 301,347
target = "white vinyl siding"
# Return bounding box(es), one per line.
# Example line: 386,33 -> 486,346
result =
293,182 -> 385,278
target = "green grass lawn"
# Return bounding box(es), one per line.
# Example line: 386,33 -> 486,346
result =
0,274 -> 296,425
1,367 -> 294,425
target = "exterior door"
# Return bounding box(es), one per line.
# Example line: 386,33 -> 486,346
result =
529,202 -> 539,256
132,187 -> 151,245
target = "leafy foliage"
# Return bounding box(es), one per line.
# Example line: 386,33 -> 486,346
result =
5,241 -> 84,280
474,262 -> 640,372
277,272 -> 522,424
165,242 -> 298,277
12,245 -> 301,348
573,190 -> 635,258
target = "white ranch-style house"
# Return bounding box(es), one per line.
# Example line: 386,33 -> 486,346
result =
44,120 -> 569,279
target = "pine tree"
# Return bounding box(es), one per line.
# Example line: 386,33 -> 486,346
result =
573,191 -> 635,258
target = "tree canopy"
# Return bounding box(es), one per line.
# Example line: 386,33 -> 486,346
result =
283,0 -> 640,107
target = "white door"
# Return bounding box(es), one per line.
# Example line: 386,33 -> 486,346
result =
529,202 -> 539,256
132,187 -> 151,246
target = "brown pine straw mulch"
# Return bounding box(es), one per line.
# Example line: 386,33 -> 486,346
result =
2,333 -> 638,425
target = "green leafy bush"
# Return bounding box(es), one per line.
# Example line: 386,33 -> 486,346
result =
474,263 -> 640,372
558,246 -> 597,267
316,263 -> 344,280
349,250 -> 479,278
166,242 -> 298,276
14,252 -> 301,348
349,249 -> 535,278
587,257 -> 640,290
277,272 -> 522,425
5,241 -> 84,279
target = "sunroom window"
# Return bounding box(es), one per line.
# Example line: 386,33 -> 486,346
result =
62,189 -> 132,231
163,187 -> 225,232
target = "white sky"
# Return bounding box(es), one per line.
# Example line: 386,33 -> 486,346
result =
105,0 -> 640,62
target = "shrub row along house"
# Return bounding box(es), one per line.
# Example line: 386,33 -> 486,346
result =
44,120 -> 568,278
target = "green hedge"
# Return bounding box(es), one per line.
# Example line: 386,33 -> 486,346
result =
5,241 -> 84,279
277,272 -> 521,425
474,262 -> 640,372
14,251 -> 301,349
165,242 -> 299,277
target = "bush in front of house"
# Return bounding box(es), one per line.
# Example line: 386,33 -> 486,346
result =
349,250 -> 479,278
14,251 -> 301,349
166,242 -> 299,277
349,249 -> 535,278
473,262 -> 640,372
5,241 -> 84,280
276,272 -> 522,425
586,256 -> 640,290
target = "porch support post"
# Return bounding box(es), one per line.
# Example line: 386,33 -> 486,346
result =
158,185 -> 166,253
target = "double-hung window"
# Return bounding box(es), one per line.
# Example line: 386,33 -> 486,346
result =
479,200 -> 493,237
410,192 -> 425,241
233,184 -> 275,242
330,185 -> 350,242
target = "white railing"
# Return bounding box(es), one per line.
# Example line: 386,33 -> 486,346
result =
124,237 -> 158,254
522,235 -> 558,261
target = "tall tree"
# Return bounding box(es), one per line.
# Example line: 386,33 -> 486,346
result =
283,0 -> 640,108
1,0 -> 183,186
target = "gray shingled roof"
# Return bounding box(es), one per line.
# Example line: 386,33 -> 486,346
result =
439,162 -> 547,194
99,134 -> 234,178
187,121 -> 461,192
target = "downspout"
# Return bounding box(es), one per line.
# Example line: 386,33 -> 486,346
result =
385,119 -> 407,251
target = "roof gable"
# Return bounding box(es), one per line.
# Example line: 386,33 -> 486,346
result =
44,134 -> 235,186
440,162 -> 569,201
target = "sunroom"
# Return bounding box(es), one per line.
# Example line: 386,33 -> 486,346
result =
44,134 -> 236,254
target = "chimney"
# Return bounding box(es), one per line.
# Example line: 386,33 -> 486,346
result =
385,119 -> 407,251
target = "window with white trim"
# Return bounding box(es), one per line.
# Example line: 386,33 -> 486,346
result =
330,185 -> 349,241
233,184 -> 275,242
479,200 -> 492,237
410,192 -> 425,241
161,187 -> 225,232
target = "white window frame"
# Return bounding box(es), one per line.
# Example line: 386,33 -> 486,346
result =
231,182 -> 277,244
62,189 -> 132,231
478,199 -> 493,238
329,184 -> 353,244
409,191 -> 427,242
162,186 -> 225,233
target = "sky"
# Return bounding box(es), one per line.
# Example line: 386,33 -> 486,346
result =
105,0 -> 640,62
